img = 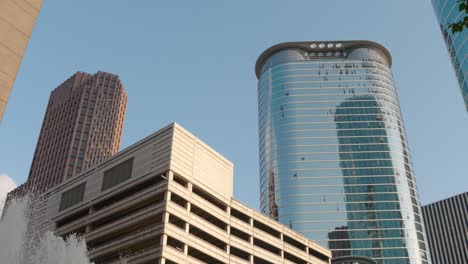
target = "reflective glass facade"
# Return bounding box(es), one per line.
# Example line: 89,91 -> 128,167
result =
256,41 -> 431,264
333,256 -> 377,264
432,0 -> 468,111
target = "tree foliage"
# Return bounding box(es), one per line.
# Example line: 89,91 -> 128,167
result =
449,0 -> 468,33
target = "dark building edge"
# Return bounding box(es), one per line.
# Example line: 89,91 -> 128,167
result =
422,192 -> 468,263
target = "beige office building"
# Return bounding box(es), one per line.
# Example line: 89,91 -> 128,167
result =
0,0 -> 43,121
33,123 -> 331,264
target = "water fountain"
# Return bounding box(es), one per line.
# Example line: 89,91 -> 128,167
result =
0,197 -> 93,264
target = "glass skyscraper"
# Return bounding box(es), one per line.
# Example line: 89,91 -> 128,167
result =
255,41 -> 431,263
432,0 -> 468,111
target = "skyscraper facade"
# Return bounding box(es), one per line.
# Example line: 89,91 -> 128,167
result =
0,0 -> 43,122
422,192 -> 468,263
432,0 -> 468,111
12,71 -> 127,195
255,41 -> 431,263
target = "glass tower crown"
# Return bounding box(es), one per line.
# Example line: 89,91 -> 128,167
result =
255,41 -> 431,264
432,0 -> 468,111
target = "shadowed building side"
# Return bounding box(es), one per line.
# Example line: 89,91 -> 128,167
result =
328,226 -> 350,258
422,192 -> 468,263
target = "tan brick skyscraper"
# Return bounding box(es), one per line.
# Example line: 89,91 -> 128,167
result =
12,71 -> 127,195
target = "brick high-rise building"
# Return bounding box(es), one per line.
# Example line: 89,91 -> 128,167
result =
11,71 -> 127,196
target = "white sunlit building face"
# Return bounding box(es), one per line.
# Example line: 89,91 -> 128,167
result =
255,41 -> 431,264
29,123 -> 332,264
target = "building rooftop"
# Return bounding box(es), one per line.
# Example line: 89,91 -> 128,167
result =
255,40 -> 392,78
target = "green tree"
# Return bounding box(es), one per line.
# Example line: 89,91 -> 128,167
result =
449,0 -> 468,33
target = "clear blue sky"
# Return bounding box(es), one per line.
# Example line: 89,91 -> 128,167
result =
0,0 -> 466,209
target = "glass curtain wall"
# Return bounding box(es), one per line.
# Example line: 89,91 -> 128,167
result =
256,41 -> 431,264
432,0 -> 468,110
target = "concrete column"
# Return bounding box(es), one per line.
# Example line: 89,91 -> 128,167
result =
159,258 -> 165,264
165,191 -> 172,202
187,182 -> 193,212
249,217 -> 254,244
85,206 -> 95,233
167,170 -> 174,181
161,234 -> 168,246
163,212 -> 170,224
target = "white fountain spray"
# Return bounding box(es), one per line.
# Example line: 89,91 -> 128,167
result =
0,197 -> 28,264
0,197 -> 93,264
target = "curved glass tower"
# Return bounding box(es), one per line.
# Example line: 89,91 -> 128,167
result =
432,0 -> 468,111
255,41 -> 430,264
